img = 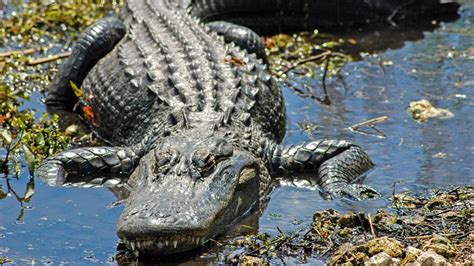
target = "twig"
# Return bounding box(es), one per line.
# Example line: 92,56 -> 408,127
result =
283,50 -> 331,74
404,231 -> 467,240
369,124 -> 386,138
320,57 -> 331,105
398,138 -> 404,146
247,236 -> 283,255
368,213 -> 376,237
392,182 -> 403,214
273,235 -> 290,251
386,0 -> 416,26
209,239 -> 222,246
349,116 -> 388,138
336,60 -> 349,97
349,116 -> 388,130
27,51 -> 72,65
0,47 -> 43,58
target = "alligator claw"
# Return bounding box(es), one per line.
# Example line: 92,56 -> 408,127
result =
321,184 -> 380,201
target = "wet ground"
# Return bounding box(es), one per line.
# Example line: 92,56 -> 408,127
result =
1,1 -> 473,265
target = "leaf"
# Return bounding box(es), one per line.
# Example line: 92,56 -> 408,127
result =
22,178 -> 35,203
0,115 -> 7,125
82,105 -> 95,124
0,189 -> 7,200
64,124 -> 78,136
22,144 -> 37,174
70,80 -> 83,98
16,208 -> 25,222
0,129 -> 12,144
35,132 -> 45,147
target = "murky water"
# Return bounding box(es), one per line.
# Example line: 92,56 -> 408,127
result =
1,1 -> 473,264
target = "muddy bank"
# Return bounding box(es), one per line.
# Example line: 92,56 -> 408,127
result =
221,186 -> 473,265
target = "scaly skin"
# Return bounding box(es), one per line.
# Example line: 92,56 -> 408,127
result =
36,0 -> 459,256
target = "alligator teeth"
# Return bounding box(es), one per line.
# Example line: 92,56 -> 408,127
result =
173,240 -> 178,248
130,241 -> 136,250
157,241 -> 164,249
136,241 -> 141,249
165,240 -> 169,246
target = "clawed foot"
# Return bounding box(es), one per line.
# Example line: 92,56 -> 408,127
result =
321,184 -> 380,201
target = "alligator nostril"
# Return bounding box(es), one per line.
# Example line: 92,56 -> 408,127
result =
139,211 -> 153,219
124,209 -> 139,220
153,212 -> 171,219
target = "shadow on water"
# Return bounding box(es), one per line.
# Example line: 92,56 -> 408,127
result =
1,1 -> 473,264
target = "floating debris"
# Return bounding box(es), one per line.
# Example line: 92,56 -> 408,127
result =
408,99 -> 454,122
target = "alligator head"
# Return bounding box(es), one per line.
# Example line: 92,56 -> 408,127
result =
117,135 -> 266,255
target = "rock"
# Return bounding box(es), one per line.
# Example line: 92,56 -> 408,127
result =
402,246 -> 423,265
414,251 -> 447,266
422,235 -> 458,258
366,237 -> 404,258
241,256 -> 266,266
365,252 -> 392,266
391,257 -> 401,266
407,246 -> 423,257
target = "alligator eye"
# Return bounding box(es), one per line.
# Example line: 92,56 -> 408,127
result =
192,150 -> 210,168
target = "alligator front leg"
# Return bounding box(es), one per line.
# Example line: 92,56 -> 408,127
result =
207,21 -> 267,61
46,17 -> 126,110
270,140 -> 380,200
36,146 -> 139,187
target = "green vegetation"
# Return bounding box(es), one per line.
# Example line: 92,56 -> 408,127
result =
264,31 -> 354,78
0,0 -> 123,46
0,1 -> 124,174
0,1 -> 124,219
0,84 -> 69,176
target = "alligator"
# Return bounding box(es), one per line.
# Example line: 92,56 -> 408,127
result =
36,0 -> 460,256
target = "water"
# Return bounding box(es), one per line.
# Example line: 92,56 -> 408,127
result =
1,2 -> 473,264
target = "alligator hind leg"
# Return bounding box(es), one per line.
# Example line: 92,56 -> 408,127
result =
36,146 -> 139,187
46,17 -> 126,110
269,140 -> 380,200
207,21 -> 267,61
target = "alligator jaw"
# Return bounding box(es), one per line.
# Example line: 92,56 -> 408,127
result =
116,142 -> 262,255
121,232 -> 208,255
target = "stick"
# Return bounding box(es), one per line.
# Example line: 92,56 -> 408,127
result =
404,231 -> 467,240
349,116 -> 388,130
27,51 -> 72,65
368,213 -> 376,237
0,47 -> 42,58
283,50 -> 331,74
320,56 -> 331,105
